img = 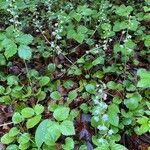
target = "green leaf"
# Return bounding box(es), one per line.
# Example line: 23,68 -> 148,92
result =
144,35 -> 150,47
45,121 -> 61,146
53,106 -> 70,121
15,34 -> 33,45
50,91 -> 61,100
26,115 -> 41,129
8,127 -> 20,137
62,137 -> 74,150
12,112 -> 24,124
1,133 -> 15,144
7,75 -> 18,86
18,45 -> 32,60
21,107 -> 35,118
85,84 -> 95,94
60,120 -> 75,136
39,76 -> 50,87
137,69 -> 150,88
0,54 -> 6,66
124,96 -> 139,110
67,90 -> 78,102
108,104 -> 120,127
2,39 -> 17,59
128,19 -> 139,31
6,144 -> 19,150
34,104 -> 44,115
111,143 -> 127,150
92,56 -> 104,65
35,119 -> 51,148
18,133 -> 30,144
115,5 -> 133,17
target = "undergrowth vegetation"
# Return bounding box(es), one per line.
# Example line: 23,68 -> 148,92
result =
0,0 -> 150,150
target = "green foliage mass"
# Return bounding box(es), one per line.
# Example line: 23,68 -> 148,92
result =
0,0 -> 150,150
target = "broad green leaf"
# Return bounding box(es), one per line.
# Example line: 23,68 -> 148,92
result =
26,115 -> 41,129
50,91 -> 61,100
108,104 -> 120,126
39,76 -> 50,87
7,75 -> 18,86
12,112 -> 24,124
35,119 -> 51,148
67,90 -> 78,102
0,54 -> 6,66
124,97 -> 139,110
92,56 -> 104,65
18,45 -> 32,60
1,133 -> 15,144
21,107 -> 35,118
15,34 -> 33,45
2,39 -> 17,59
45,121 -> 61,146
115,5 -> 133,16
111,143 -> 127,150
18,133 -> 30,144
6,144 -> 19,150
137,69 -> 150,88
60,120 -> 75,136
34,104 -> 44,115
53,106 -> 70,121
62,137 -> 74,150
8,127 -> 20,137
144,35 -> 150,47
85,84 -> 95,94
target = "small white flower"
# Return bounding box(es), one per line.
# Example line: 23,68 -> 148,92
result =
108,129 -> 114,135
102,114 -> 108,121
103,93 -> 107,100
94,116 -> 99,122
97,125 -> 108,131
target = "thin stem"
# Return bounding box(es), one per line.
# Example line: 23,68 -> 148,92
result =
24,60 -> 32,88
0,122 -> 13,127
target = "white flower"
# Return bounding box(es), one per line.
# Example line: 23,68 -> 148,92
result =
102,114 -> 108,121
94,116 -> 99,122
103,93 -> 107,100
108,129 -> 114,135
97,125 -> 108,131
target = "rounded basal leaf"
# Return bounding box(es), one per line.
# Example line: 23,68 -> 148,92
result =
26,115 -> 41,129
1,133 -> 15,144
137,69 -> 150,88
7,75 -> 18,86
60,120 -> 75,136
62,137 -> 74,150
124,98 -> 139,110
8,127 -> 20,137
21,107 -> 35,118
6,144 -> 19,150
35,119 -> 51,148
15,34 -> 33,45
45,122 -> 61,145
39,76 -> 50,87
67,90 -> 78,102
50,91 -> 61,100
18,45 -> 32,60
53,106 -> 70,121
85,84 -> 95,94
18,133 -> 30,144
34,104 -> 44,115
12,112 -> 24,124
0,54 -> 6,66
